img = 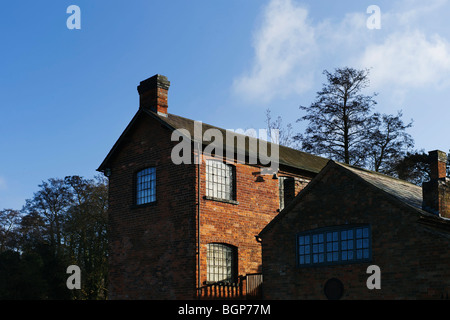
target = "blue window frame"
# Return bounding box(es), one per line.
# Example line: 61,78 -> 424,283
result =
297,225 -> 371,267
136,167 -> 156,205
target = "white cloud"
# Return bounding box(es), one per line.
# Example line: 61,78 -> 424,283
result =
232,0 -> 318,103
233,0 -> 450,105
386,0 -> 448,27
358,30 -> 450,90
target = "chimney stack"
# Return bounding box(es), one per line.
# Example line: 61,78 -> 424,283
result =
422,150 -> 450,218
137,74 -> 170,117
429,150 -> 447,180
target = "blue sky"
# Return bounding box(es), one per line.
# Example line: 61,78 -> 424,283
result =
1,0 -> 450,210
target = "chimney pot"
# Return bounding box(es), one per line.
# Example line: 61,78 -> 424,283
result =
137,74 -> 170,117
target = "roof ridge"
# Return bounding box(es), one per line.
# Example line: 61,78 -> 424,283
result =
163,112 -> 329,160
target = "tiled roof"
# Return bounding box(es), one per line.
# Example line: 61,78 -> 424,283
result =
336,162 -> 425,213
260,160 -> 450,236
152,110 -> 329,173
98,109 -> 329,174
336,163 -> 450,231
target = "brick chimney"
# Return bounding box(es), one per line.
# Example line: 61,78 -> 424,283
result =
137,74 -> 170,117
422,150 -> 450,218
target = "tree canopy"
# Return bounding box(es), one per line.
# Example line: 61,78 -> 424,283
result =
0,175 -> 108,300
295,67 -> 414,173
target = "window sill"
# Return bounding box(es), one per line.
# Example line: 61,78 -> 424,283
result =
204,196 -> 239,205
130,201 -> 157,209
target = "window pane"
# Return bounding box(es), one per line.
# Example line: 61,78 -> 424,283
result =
327,253 -> 333,262
333,242 -> 338,251
313,234 -> 318,243
363,249 -> 369,259
305,255 -> 310,264
333,252 -> 338,261
313,244 -> 318,253
136,167 -> 156,205
207,243 -> 236,283
356,228 -> 363,238
347,240 -> 353,250
357,249 -> 362,259
299,236 -> 304,245
327,232 -> 332,242
333,232 -> 338,241
363,227 -> 369,238
327,242 -> 332,252
206,161 -> 234,200
298,225 -> 371,267
342,251 -> 347,260
313,254 -> 319,263
363,239 -> 369,248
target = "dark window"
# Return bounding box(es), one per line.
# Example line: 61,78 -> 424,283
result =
206,160 -> 235,201
206,243 -> 237,284
297,225 -> 371,267
324,278 -> 344,300
136,167 -> 156,205
279,176 -> 295,210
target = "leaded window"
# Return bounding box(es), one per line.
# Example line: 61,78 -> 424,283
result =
206,243 -> 237,284
297,225 -> 371,267
136,167 -> 156,205
205,160 -> 235,201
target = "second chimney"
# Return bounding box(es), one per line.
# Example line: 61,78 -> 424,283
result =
137,74 -> 170,117
422,150 -> 450,218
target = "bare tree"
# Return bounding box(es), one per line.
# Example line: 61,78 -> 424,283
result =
265,109 -> 298,149
296,67 -> 377,166
296,67 -> 414,172
366,111 -> 414,173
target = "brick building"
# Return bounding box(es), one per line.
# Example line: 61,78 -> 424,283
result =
97,74 -> 328,299
259,152 -> 450,299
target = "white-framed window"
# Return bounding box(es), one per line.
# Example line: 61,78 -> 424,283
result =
136,167 -> 156,205
206,243 -> 237,284
205,160 -> 235,201
297,225 -> 371,267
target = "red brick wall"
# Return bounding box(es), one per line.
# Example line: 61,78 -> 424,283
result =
261,165 -> 450,299
197,155 -> 276,285
423,179 -> 450,218
107,114 -> 197,299
106,112 -> 315,299
196,154 -> 315,287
